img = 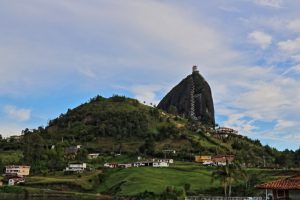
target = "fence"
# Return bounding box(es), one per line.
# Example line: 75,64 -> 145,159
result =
185,196 -> 265,200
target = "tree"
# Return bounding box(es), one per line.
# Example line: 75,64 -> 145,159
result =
184,183 -> 191,193
139,136 -> 155,155
0,158 -> 4,174
47,144 -> 66,171
161,186 -> 184,200
76,148 -> 88,161
275,153 -> 292,168
22,132 -> 47,173
294,147 -> 300,165
211,162 -> 245,197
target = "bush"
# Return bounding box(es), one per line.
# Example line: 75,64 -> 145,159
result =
160,186 -> 184,200
0,186 -> 24,193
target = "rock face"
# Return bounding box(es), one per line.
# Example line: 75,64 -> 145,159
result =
157,66 -> 215,126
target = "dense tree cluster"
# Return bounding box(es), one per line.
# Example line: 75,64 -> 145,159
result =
46,95 -> 159,142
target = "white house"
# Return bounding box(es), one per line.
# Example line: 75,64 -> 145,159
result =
202,161 -> 215,166
118,163 -> 132,168
5,165 -> 30,176
65,163 -> 87,173
133,162 -> 145,167
153,161 -> 169,167
153,158 -> 174,164
104,163 -> 118,168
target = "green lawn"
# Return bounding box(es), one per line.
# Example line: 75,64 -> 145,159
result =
3,159 -> 299,197
97,162 -> 220,196
96,162 -> 300,196
25,171 -> 102,191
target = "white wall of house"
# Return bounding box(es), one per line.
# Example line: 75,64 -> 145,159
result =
133,162 -> 145,167
66,163 -> 87,172
5,165 -> 30,176
8,179 -> 15,186
153,162 -> 169,167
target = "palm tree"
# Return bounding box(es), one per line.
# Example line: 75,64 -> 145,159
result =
211,162 -> 245,197
212,166 -> 229,196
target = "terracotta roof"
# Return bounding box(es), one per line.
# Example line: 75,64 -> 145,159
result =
256,175 -> 300,190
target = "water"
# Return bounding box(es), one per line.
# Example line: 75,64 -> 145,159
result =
0,193 -> 110,200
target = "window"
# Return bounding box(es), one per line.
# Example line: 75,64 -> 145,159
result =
277,190 -> 285,198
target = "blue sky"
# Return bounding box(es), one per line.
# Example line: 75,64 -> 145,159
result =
0,0 -> 300,150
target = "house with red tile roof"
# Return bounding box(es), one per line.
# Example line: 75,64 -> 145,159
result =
256,175 -> 300,200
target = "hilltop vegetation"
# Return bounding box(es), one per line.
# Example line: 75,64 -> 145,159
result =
3,95 -> 295,173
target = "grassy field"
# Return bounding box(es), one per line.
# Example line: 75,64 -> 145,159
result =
2,160 -> 299,197
96,162 -> 300,196
97,162 -> 220,196
25,171 -> 102,191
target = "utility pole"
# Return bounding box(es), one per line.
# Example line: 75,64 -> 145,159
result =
162,149 -> 176,159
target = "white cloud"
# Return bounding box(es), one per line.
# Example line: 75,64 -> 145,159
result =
222,113 -> 258,135
131,85 -> 163,105
284,134 -> 300,141
0,0 -> 240,96
219,6 -> 240,13
248,31 -> 272,49
287,19 -> 300,32
254,0 -> 283,8
3,105 -> 31,121
0,123 -> 24,137
291,55 -> 300,62
291,65 -> 300,73
77,66 -> 96,79
275,119 -> 296,131
278,37 -> 300,53
236,84 -> 289,114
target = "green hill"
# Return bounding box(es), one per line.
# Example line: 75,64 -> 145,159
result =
19,95 -> 286,168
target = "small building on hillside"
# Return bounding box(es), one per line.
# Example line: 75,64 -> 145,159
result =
104,163 -> 118,168
5,165 -> 30,176
65,163 -> 86,173
118,163 -> 132,168
133,162 -> 145,167
216,127 -> 238,135
153,158 -> 174,164
88,153 -> 99,159
143,160 -> 153,167
212,155 -> 234,166
256,175 -> 300,200
195,155 -> 212,163
153,161 -> 169,167
8,177 -> 25,186
0,181 -> 3,187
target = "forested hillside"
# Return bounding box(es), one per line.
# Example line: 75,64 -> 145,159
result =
1,95 -> 299,174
